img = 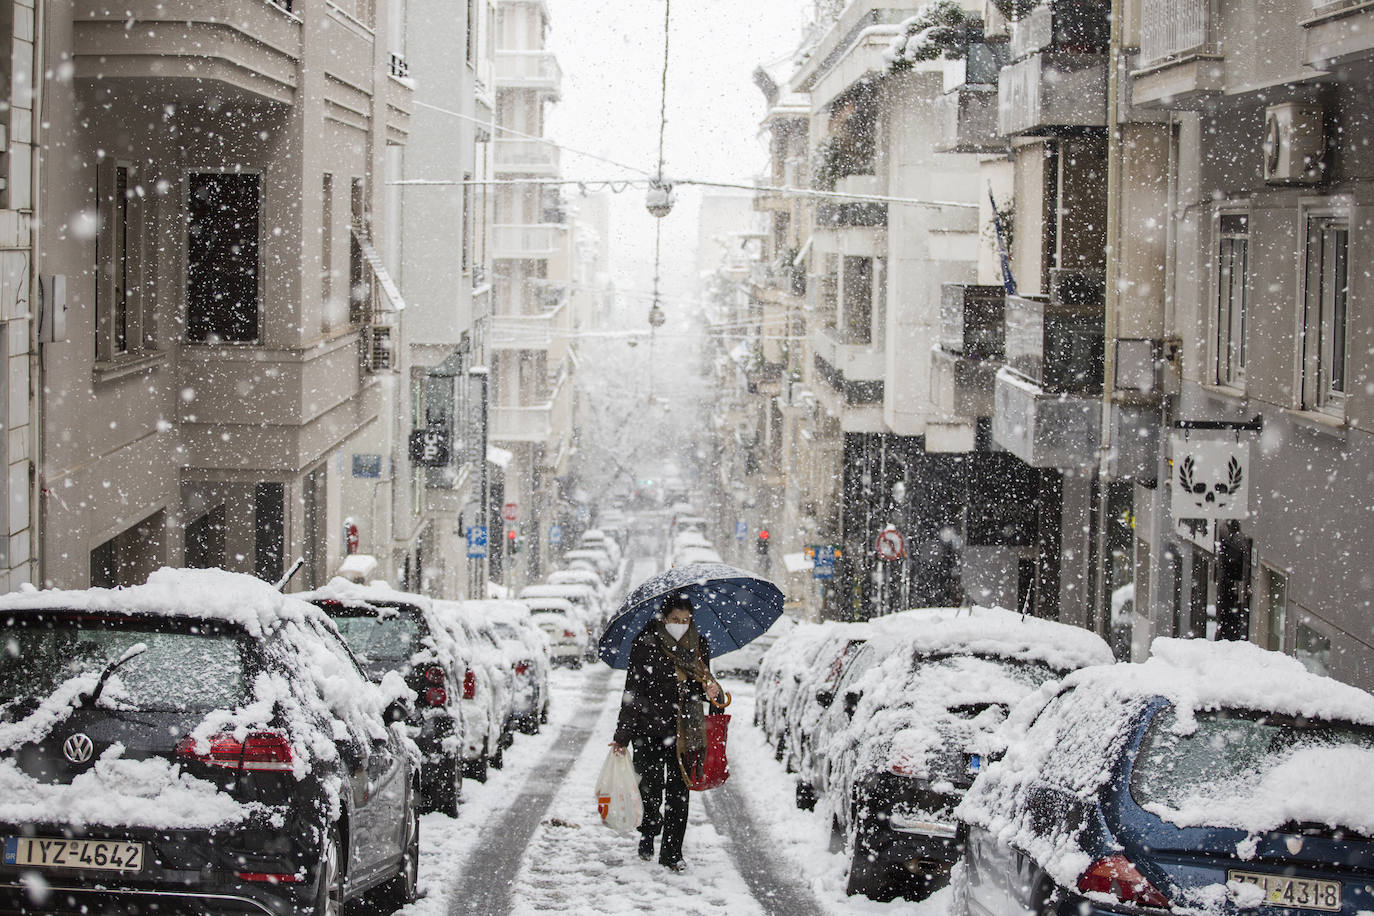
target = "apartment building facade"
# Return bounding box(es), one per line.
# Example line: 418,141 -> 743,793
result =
488,0 -> 576,588
37,0 -> 409,590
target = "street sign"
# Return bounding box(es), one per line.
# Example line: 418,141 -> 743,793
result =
876,526 -> 906,561
466,525 -> 488,559
813,545 -> 838,580
502,502 -> 520,523
549,524 -> 563,546
735,520 -> 747,541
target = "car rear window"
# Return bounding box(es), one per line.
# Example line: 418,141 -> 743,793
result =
328,611 -> 422,665
0,618 -> 249,715
1131,708 -> 1374,833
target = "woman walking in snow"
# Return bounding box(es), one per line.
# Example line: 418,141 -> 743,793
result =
609,591 -> 721,871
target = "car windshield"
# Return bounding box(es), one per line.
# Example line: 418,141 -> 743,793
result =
493,623 -> 520,640
328,611 -> 423,664
908,654 -> 1060,704
1131,707 -> 1374,835
0,618 -> 249,716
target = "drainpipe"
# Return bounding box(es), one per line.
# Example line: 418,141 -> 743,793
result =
1094,0 -> 1126,639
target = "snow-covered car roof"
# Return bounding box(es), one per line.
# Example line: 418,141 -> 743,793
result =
547,569 -> 603,588
522,596 -> 577,614
563,548 -> 610,562
673,547 -> 724,566
519,583 -> 597,602
865,606 -> 1115,672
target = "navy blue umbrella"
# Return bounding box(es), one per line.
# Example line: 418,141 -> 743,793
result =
598,562 -> 784,669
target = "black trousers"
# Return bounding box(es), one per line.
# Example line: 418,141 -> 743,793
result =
632,737 -> 689,863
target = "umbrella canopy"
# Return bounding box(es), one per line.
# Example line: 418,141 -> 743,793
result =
598,563 -> 784,669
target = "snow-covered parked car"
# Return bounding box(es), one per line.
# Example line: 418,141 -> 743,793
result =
0,568 -> 420,915
827,607 -> 1113,901
782,622 -> 871,776
303,579 -> 468,815
577,528 -> 622,568
522,596 -> 589,667
956,637 -> 1374,916
519,583 -> 603,655
712,613 -> 797,681
546,568 -> 611,624
562,548 -> 615,585
755,623 -> 837,755
432,601 -> 517,782
463,600 -> 551,735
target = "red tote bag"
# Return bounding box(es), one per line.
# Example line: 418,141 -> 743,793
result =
681,710 -> 731,791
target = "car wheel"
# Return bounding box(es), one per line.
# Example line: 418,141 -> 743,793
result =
519,713 -> 539,735
571,657 -> 584,669
489,742 -> 505,770
427,753 -> 462,817
374,799 -> 419,909
795,780 -> 817,811
846,830 -> 896,901
311,825 -> 344,916
464,745 -> 489,783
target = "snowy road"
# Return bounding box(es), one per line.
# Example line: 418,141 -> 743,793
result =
395,661 -> 951,915
394,549 -> 947,914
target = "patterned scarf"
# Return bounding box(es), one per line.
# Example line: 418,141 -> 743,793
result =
652,617 -> 709,781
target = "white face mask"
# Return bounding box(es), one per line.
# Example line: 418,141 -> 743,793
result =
664,622 -> 689,641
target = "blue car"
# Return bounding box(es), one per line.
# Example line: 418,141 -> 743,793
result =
956,637 -> 1374,916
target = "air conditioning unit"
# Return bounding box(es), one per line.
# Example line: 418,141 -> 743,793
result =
368,326 -> 393,372
1262,103 -> 1325,184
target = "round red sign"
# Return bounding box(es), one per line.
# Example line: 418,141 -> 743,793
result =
876,526 -> 906,561
502,502 -> 520,522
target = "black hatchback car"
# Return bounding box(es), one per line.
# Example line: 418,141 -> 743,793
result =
0,568 -> 419,915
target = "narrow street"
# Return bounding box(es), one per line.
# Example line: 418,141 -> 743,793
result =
395,557 -> 925,916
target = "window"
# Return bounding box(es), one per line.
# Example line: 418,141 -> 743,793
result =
1294,613 -> 1333,677
465,0 -> 477,65
187,172 -> 260,343
321,173 -> 334,312
96,161 -> 149,360
1258,564 -> 1286,652
1301,215 -> 1349,413
1215,213 -> 1248,387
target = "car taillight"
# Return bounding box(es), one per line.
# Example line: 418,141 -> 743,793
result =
1077,855 -> 1171,909
463,669 -> 477,700
424,665 -> 445,685
425,686 -> 447,707
236,871 -> 303,884
176,731 -> 294,772
563,630 -> 577,639
514,661 -> 530,676
889,758 -> 925,778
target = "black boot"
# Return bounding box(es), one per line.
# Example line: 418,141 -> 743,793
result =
638,835 -> 655,860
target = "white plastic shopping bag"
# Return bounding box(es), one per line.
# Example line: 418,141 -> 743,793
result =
595,748 -> 643,835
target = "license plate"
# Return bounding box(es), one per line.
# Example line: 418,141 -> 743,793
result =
3,836 -> 145,873
969,754 -> 982,773
1228,870 -> 1341,911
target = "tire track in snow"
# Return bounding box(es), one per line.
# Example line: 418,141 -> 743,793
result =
445,667 -> 612,916
702,778 -> 827,916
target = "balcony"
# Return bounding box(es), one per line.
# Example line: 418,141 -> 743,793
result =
1131,0 -> 1223,108
494,50 -> 562,98
490,376 -> 570,445
997,51 -> 1106,137
934,85 -> 1005,154
1003,293 -> 1104,393
489,302 -> 565,351
1302,0 -> 1374,69
494,138 -> 561,176
811,326 -> 884,385
73,0 -> 303,105
492,224 -> 567,260
940,283 -> 1005,359
992,367 -> 1101,470
931,346 -> 998,419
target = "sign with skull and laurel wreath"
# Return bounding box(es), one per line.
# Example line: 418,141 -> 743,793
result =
1170,437 -> 1251,521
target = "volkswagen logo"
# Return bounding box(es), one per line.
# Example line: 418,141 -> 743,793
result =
62,733 -> 95,765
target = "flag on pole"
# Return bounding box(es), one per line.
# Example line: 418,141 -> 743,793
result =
989,183 -> 1017,295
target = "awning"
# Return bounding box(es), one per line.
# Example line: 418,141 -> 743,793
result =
351,228 -> 406,312
783,552 -> 812,573
792,234 -> 813,269
487,444 -> 514,469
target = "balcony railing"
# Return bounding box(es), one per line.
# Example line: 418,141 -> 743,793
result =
494,50 -> 562,95
811,326 -> 884,383
1139,0 -> 1212,65
493,138 -> 560,175
489,376 -> 570,444
489,302 -> 565,350
492,224 -> 566,259
997,51 -> 1107,136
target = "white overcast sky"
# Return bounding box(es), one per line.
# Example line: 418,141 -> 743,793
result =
546,0 -> 806,312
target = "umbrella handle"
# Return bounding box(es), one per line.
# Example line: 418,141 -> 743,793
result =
708,690 -> 732,710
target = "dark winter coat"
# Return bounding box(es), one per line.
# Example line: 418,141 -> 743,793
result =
612,623 -> 711,750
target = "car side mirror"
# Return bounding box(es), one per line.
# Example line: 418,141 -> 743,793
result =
816,690 -> 834,708
384,700 -> 409,724
843,691 -> 860,718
